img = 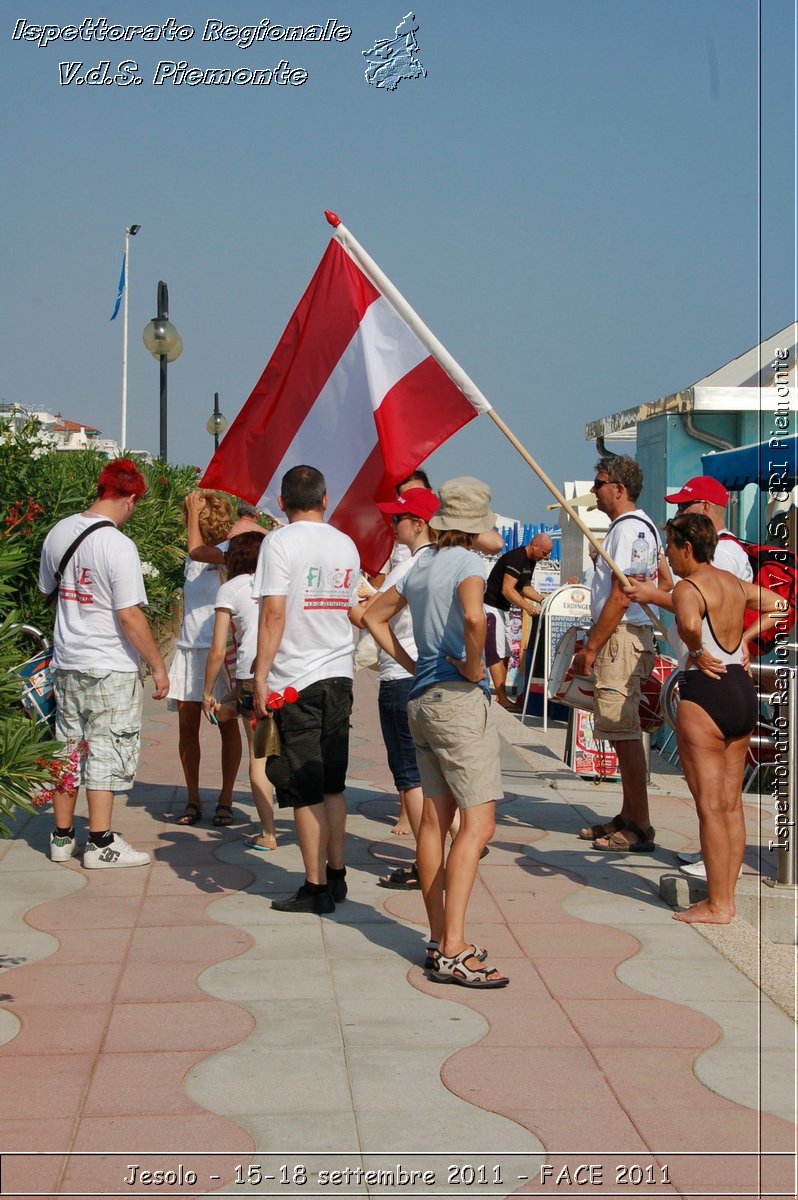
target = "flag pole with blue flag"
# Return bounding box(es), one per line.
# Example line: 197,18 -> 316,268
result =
110,253 -> 126,321
113,224 -> 140,448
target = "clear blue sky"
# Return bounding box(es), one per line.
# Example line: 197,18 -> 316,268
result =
2,0 -> 794,521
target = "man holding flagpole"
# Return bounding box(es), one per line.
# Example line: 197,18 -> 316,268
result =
252,465 -> 360,914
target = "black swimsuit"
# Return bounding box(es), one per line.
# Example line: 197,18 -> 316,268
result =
678,579 -> 757,740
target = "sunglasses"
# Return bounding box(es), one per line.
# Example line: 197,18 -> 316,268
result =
677,500 -> 702,513
391,513 -> 417,525
592,478 -> 613,489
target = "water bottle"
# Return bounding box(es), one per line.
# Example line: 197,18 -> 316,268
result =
629,531 -> 648,582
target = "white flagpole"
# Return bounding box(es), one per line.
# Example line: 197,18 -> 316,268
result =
325,212 -> 665,632
120,223 -> 140,450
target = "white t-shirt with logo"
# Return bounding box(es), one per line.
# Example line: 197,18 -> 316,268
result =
177,558 -> 225,650
215,573 -> 260,680
590,510 -> 662,626
253,520 -> 360,692
38,513 -> 147,672
377,544 -> 435,683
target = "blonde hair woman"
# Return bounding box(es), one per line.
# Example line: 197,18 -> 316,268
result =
168,490 -> 241,827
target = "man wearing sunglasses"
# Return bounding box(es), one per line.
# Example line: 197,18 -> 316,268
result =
573,456 -> 670,852
665,476 -> 752,583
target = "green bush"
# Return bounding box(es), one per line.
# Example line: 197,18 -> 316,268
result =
0,420 -> 201,642
0,421 -> 204,832
0,537 -> 59,834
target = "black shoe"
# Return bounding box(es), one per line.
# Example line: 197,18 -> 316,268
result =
271,886 -> 335,914
328,875 -> 347,903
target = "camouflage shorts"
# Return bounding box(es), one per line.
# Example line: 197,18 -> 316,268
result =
53,669 -> 143,792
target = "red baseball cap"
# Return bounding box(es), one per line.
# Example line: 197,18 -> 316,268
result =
664,475 -> 729,507
377,487 -> 440,523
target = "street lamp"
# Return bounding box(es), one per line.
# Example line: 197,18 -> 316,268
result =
142,281 -> 182,462
119,223 -> 140,449
206,392 -> 228,451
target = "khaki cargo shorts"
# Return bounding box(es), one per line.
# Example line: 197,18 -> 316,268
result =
407,681 -> 503,809
53,669 -> 143,792
592,624 -> 655,743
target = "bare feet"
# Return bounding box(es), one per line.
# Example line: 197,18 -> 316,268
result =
673,900 -> 735,924
391,820 -> 412,836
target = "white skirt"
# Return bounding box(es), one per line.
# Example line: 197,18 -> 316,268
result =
167,646 -> 233,707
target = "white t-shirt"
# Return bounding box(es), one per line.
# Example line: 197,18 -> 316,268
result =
378,540 -> 411,576
253,519 -> 360,692
215,573 -> 260,680
377,544 -> 434,683
715,530 -> 754,581
177,558 -> 225,650
38,513 -> 147,672
590,509 -> 662,626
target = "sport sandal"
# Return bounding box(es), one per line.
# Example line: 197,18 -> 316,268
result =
424,940 -> 487,970
428,947 -> 509,989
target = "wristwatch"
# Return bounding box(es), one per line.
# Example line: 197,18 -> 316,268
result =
689,646 -> 704,660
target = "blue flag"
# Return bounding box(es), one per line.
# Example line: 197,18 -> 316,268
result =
110,253 -> 126,321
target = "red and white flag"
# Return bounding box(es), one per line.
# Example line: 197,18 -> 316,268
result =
201,213 -> 491,574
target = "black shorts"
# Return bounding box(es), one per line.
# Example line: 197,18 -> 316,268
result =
265,678 -> 353,809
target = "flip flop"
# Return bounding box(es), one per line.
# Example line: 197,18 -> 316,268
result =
243,836 -> 276,852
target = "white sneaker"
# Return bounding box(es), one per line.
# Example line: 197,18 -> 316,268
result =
680,859 -> 742,881
49,831 -> 77,862
83,833 -> 150,869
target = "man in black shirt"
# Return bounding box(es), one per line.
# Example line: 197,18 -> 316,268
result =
484,533 -> 553,708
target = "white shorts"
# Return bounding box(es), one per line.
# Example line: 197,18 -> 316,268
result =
484,605 -> 511,666
167,646 -> 232,708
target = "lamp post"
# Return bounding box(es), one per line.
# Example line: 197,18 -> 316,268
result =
120,223 -> 140,449
142,281 -> 182,462
206,392 -> 228,452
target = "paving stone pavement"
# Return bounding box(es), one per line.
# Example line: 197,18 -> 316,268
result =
0,672 -> 794,1199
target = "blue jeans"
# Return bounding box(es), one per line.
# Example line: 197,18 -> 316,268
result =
378,677 -> 421,792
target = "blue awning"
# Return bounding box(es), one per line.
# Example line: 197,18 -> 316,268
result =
701,434 -> 798,492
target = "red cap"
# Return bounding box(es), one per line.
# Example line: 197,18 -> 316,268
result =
377,488 -> 439,523
664,475 -> 729,507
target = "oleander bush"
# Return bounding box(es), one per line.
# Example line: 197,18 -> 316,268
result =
0,419 -> 201,641
0,420 -> 203,830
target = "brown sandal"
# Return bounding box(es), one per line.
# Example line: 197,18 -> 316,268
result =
176,803 -> 202,826
212,804 -> 234,827
592,823 -> 655,853
578,813 -> 625,841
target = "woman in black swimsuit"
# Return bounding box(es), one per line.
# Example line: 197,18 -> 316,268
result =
664,514 -> 784,925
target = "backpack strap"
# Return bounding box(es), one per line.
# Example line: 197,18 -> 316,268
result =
611,513 -> 660,545
47,519 -> 116,605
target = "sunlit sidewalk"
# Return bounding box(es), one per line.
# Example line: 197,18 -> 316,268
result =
0,672 -> 794,1198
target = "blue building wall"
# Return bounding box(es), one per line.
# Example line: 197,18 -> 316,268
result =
635,411 -> 763,538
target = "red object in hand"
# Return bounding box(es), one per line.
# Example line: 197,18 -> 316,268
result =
266,687 -> 299,711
